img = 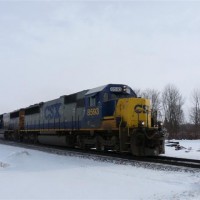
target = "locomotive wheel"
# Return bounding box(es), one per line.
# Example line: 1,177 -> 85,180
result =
95,135 -> 104,151
111,136 -> 120,152
76,135 -> 85,149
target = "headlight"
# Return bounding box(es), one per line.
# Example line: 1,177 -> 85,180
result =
139,121 -> 145,127
157,121 -> 163,130
141,121 -> 145,126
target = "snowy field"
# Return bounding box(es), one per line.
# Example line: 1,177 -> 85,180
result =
163,139 -> 200,160
0,140 -> 200,200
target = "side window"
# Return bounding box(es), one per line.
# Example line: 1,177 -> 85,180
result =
103,93 -> 109,102
110,93 -> 117,100
89,96 -> 96,107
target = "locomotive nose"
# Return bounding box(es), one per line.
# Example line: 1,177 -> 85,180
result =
115,98 -> 151,128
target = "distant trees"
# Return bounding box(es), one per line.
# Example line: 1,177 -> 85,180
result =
189,89 -> 200,138
133,84 -> 200,139
141,89 -> 162,123
133,88 -> 142,97
141,89 -> 161,113
161,84 -> 184,138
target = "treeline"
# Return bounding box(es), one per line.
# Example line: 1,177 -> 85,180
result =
134,84 -> 200,140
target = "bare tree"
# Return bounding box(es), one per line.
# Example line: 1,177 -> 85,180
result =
133,88 -> 142,97
189,89 -> 200,138
141,89 -> 162,123
141,89 -> 161,112
162,84 -> 184,138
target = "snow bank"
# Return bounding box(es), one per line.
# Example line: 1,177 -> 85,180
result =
164,139 -> 200,160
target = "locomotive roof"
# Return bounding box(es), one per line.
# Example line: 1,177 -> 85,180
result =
85,84 -> 131,96
85,85 -> 107,96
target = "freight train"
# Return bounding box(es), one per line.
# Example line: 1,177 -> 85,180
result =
0,84 -> 165,156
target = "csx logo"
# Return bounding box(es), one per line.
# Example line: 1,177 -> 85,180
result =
134,104 -> 149,114
45,103 -> 61,120
87,108 -> 99,116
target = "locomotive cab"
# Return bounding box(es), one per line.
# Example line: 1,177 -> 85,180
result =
84,84 -> 137,128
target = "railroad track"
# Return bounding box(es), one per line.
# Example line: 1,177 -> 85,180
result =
141,156 -> 200,169
0,139 -> 200,172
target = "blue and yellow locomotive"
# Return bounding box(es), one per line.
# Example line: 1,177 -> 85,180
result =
0,84 -> 165,156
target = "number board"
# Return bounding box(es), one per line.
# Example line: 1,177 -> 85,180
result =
110,87 -> 122,92
87,108 -> 99,116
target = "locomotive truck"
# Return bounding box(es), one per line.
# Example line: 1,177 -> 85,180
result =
0,84 -> 165,156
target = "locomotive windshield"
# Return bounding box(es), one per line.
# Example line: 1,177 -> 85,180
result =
110,93 -> 130,100
103,86 -> 136,101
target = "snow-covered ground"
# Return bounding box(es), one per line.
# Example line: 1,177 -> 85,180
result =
163,139 -> 200,160
0,140 -> 200,200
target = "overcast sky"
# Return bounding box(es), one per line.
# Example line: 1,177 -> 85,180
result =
0,0 -> 200,115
